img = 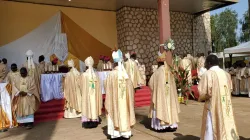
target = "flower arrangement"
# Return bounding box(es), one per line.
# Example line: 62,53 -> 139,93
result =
160,38 -> 175,51
104,56 -> 110,63
171,63 -> 194,105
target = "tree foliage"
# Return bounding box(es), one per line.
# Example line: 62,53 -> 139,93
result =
239,10 -> 249,43
211,8 -> 238,52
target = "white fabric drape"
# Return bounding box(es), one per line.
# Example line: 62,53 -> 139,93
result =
0,83 -> 12,127
0,12 -> 68,67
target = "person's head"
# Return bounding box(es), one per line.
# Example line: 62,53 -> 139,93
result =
0,59 -> 2,63
205,54 -> 219,69
208,51 -> 212,55
11,63 -> 18,72
20,67 -> 28,78
200,53 -> 205,57
225,61 -> 230,69
2,58 -> 7,64
240,61 -> 246,68
113,62 -> 118,68
158,62 -> 164,67
130,53 -> 137,60
39,55 -> 45,63
196,53 -> 200,57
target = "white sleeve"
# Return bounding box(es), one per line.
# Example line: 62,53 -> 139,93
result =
15,92 -> 20,97
158,51 -> 162,56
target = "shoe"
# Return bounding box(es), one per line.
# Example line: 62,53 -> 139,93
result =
168,127 -> 177,132
110,137 -> 123,140
26,124 -> 33,130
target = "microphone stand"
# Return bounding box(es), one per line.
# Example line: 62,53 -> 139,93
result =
0,93 -> 8,133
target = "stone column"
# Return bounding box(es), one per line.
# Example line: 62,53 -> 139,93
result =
158,0 -> 172,65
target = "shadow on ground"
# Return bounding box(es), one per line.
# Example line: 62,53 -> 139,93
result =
102,125 -> 110,139
0,121 -> 57,140
173,133 -> 199,140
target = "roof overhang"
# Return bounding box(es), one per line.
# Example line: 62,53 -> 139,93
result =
6,0 -> 238,14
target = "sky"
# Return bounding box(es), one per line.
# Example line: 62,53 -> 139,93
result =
210,0 -> 248,36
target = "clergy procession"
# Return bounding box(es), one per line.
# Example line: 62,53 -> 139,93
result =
1,41 -> 246,140
1,0 -> 250,139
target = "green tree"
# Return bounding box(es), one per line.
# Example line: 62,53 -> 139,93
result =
239,10 -> 249,42
211,8 -> 238,52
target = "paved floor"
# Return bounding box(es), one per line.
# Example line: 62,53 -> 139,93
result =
1,97 -> 250,140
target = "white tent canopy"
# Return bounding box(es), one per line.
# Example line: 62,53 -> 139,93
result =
224,41 -> 250,54
0,12 -> 68,67
222,41 -> 250,69
211,52 -> 248,59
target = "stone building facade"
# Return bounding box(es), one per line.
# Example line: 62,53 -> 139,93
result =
116,7 -> 211,75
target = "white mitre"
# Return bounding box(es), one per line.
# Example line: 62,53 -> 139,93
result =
85,56 -> 94,67
125,52 -> 130,59
84,56 -> 96,80
112,49 -> 128,79
68,59 -> 74,68
26,50 -> 35,69
68,59 -> 79,75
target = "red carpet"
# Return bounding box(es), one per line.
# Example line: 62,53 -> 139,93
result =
34,99 -> 65,123
35,86 -> 151,123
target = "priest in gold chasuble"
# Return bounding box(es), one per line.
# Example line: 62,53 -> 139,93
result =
63,60 -> 82,118
23,50 -> 41,94
97,55 -> 104,71
180,55 -> 192,84
148,44 -> 180,132
124,52 -> 144,89
5,64 -> 19,86
12,67 -> 40,129
198,55 -> 239,140
38,55 -> 46,74
80,56 -> 102,128
105,49 -> 135,139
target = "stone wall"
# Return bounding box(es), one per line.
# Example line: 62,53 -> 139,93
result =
170,12 -> 194,55
193,13 -> 212,56
116,7 -> 159,75
116,7 -> 211,75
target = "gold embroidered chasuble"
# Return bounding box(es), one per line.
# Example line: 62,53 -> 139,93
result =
5,71 -> 20,86
12,76 -> 40,117
80,70 -> 102,120
104,69 -> 136,132
97,60 -> 104,71
63,68 -> 82,115
148,64 -> 180,125
0,63 -> 7,82
198,68 -> 239,140
23,62 -> 41,94
38,61 -> 45,74
124,59 -> 145,88
180,57 -> 192,84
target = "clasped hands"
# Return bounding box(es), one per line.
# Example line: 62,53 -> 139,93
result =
19,91 -> 27,97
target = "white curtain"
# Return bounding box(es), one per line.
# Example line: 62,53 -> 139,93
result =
0,12 -> 68,67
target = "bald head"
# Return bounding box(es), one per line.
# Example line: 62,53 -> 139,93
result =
205,55 -> 219,69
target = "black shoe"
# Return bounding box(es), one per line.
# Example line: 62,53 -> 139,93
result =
0,128 -> 8,132
110,137 -> 123,140
26,124 -> 33,130
168,127 -> 177,132
122,137 -> 130,140
135,87 -> 141,90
